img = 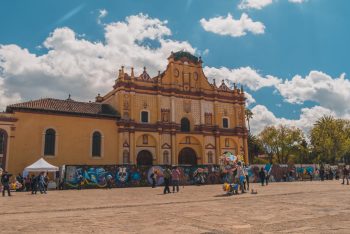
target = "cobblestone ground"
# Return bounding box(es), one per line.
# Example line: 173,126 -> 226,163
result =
0,180 -> 349,233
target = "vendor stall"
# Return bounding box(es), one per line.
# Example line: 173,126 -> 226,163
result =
24,158 -> 59,189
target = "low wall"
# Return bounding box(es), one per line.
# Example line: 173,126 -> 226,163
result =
63,164 -> 340,189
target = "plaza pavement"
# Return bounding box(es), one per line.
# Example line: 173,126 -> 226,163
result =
0,180 -> 349,233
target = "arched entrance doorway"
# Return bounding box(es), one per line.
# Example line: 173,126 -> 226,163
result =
178,147 -> 197,165
137,150 -> 153,166
0,129 -> 8,170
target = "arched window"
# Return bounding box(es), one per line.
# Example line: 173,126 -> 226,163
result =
44,129 -> 56,156
123,150 -> 130,164
163,151 -> 170,165
92,131 -> 102,157
141,111 -> 149,123
181,117 -> 190,132
223,118 -> 229,128
208,151 -> 213,164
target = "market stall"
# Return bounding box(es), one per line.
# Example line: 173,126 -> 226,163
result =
24,158 -> 59,189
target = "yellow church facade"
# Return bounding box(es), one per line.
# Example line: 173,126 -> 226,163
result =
0,51 -> 248,175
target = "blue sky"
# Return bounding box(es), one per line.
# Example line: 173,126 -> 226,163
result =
0,0 -> 349,134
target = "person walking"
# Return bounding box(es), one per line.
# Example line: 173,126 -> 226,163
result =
171,166 -> 181,193
38,172 -> 47,194
259,167 -> 265,186
342,166 -> 349,185
163,167 -> 171,194
1,171 -> 12,197
31,174 -> 38,194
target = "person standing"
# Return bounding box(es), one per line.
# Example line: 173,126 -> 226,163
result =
243,165 -> 249,191
106,175 -> 113,189
44,173 -> 49,191
150,169 -> 157,188
236,162 -> 245,193
265,169 -> 270,186
342,166 -> 349,185
163,167 -> 171,194
24,176 -> 31,192
320,166 -> 325,181
77,174 -> 83,190
259,167 -> 265,186
1,171 -> 12,197
16,173 -> 24,191
171,166 -> 181,193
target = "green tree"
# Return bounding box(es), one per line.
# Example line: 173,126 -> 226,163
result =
259,125 -> 304,164
247,133 -> 265,163
310,115 -> 350,163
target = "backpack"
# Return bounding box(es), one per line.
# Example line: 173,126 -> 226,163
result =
164,169 -> 171,179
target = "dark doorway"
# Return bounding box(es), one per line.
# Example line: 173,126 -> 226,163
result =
178,147 -> 197,165
137,150 -> 153,166
181,118 -> 190,132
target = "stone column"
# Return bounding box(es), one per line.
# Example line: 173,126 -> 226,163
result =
215,134 -> 221,164
130,131 -> 135,164
171,133 -> 176,165
243,136 -> 249,164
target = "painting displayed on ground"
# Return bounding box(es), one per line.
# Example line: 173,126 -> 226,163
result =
63,164 -> 339,189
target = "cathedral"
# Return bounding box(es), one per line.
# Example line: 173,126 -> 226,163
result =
0,51 -> 248,175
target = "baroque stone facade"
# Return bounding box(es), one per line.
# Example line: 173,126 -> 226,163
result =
0,51 -> 248,175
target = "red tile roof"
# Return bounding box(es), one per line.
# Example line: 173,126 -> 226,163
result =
6,98 -> 120,118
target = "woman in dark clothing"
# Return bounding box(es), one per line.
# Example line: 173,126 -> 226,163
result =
259,167 -> 266,186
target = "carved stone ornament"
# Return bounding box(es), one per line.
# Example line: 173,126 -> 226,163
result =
183,100 -> 191,113
143,101 -> 148,109
123,100 -> 129,110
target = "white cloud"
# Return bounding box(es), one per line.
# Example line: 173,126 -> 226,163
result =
244,92 -> 256,107
203,66 -> 281,91
250,105 -> 335,135
239,0 -> 273,10
97,9 -> 108,24
277,71 -> 350,116
0,78 -> 21,111
0,13 -> 196,110
200,13 -> 265,37
289,0 -> 306,3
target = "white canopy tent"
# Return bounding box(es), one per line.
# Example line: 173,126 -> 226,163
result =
24,158 -> 59,172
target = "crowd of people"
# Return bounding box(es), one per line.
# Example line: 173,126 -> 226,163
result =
1,164 -> 349,197
1,171 -> 50,196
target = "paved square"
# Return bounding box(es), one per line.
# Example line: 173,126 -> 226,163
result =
0,181 -> 349,233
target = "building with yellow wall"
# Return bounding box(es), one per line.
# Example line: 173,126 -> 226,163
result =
0,51 -> 248,175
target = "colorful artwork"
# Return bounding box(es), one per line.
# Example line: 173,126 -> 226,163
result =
63,164 -> 328,189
